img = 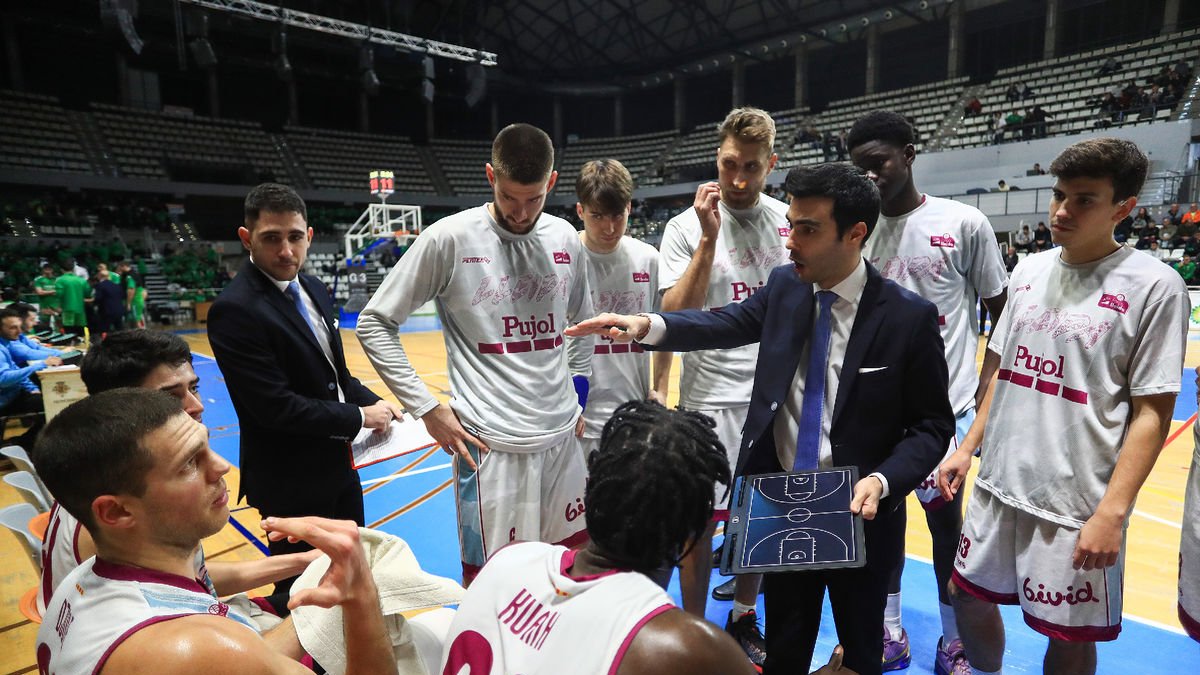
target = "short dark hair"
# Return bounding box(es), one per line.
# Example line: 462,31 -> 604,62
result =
33,389 -> 184,534
244,182 -> 307,229
9,302 -> 37,319
584,400 -> 731,573
575,159 -> 634,215
846,110 -> 914,151
491,124 -> 554,184
80,330 -> 193,394
0,307 -> 20,323
784,163 -> 881,243
1049,138 -> 1148,202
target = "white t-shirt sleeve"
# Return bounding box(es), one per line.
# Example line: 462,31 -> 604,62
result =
966,214 -> 1010,300
1128,288 -> 1190,396
356,227 -> 452,417
657,216 -> 695,294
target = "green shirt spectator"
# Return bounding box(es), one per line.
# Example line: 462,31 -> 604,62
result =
1175,257 -> 1196,285
33,268 -> 59,311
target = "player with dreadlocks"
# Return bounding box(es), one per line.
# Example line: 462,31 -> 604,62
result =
439,400 -> 851,674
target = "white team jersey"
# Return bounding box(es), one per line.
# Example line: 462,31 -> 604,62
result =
863,195 -> 1009,414
38,502 -> 84,617
359,207 -> 593,452
441,542 -> 673,675
658,196 -> 790,409
976,247 -> 1189,527
580,237 -> 660,438
35,556 -> 254,675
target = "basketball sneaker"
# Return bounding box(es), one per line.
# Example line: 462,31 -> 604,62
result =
934,637 -> 971,675
725,609 -> 767,670
882,627 -> 911,671
711,577 -> 737,601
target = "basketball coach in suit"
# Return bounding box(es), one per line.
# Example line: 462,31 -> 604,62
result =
209,183 -> 402,590
566,163 -> 954,674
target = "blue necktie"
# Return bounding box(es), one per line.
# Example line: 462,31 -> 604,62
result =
794,290 -> 837,471
285,281 -> 320,341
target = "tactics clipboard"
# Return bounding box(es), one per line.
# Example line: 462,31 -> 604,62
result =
719,467 -> 866,575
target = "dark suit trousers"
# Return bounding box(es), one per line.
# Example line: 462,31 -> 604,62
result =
763,559 -> 889,675
258,470 -> 365,595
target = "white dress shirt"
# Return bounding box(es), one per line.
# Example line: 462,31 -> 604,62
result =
642,257 -> 889,496
255,263 -> 346,404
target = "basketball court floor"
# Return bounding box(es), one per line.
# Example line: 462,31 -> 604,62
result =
2,317 -> 1199,673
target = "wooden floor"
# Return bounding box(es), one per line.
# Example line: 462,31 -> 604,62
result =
2,325 -> 1198,673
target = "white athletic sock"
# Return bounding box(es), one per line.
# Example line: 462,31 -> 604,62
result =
884,592 -> 904,640
731,600 -> 756,620
940,602 -> 960,643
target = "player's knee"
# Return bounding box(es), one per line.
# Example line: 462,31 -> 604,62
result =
946,577 -> 976,606
1047,637 -> 1095,656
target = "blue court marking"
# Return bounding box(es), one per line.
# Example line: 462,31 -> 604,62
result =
194,349 -> 1200,669
336,312 -> 443,333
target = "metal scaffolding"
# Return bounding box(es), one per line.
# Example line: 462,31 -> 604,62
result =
177,0 -> 498,65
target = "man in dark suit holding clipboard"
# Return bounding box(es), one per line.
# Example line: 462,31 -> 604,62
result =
566,163 -> 954,675
209,183 -> 402,592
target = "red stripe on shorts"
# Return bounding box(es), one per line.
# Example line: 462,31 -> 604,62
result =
1022,611 -> 1120,642
1179,602 -> 1200,641
951,570 -> 1020,605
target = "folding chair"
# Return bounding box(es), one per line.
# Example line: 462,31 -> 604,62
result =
4,471 -> 50,512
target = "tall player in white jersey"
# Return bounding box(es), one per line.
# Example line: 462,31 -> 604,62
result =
358,124 -> 593,585
847,111 -> 1008,675
1180,368 -> 1200,643
574,159 -> 671,457
441,399 -> 853,675
33,389 -> 400,675
39,329 -> 316,618
940,138 -> 1189,675
657,106 -> 788,667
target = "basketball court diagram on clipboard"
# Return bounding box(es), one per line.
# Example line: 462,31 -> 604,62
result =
725,468 -> 864,573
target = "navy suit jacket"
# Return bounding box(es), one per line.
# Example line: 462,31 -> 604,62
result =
651,261 -> 954,568
208,259 -> 381,511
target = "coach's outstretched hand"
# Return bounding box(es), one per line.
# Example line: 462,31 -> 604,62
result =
421,403 -> 488,471
564,312 -> 651,343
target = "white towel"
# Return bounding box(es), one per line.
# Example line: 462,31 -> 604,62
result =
291,528 -> 464,675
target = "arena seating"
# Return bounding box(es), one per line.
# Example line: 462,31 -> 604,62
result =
949,28 -> 1200,148
92,103 -> 288,183
0,90 -> 93,175
555,130 -> 678,189
285,126 -> 436,194
429,139 -> 493,195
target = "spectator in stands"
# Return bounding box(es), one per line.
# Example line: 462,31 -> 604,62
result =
1033,221 -> 1051,250
2,303 -> 65,368
990,112 -> 1005,144
1175,255 -> 1196,285
1013,224 -> 1035,252
32,263 -> 59,329
1160,219 -> 1179,248
1183,203 -> 1200,228
1097,57 -> 1122,76
1182,233 -> 1200,258
1004,110 -> 1024,138
997,180 -> 1010,192
1097,92 -> 1119,126
1136,227 -> 1158,251
964,97 -> 983,116
1003,249 -> 1019,273
1018,82 -> 1035,101
1005,83 -> 1020,102
1131,206 -> 1154,236
1030,163 -> 1046,176
0,308 -> 58,449
1147,240 -> 1166,259
1027,106 -> 1052,138
1168,203 -> 1184,226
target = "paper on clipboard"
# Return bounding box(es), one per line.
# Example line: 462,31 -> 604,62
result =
350,417 -> 438,469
